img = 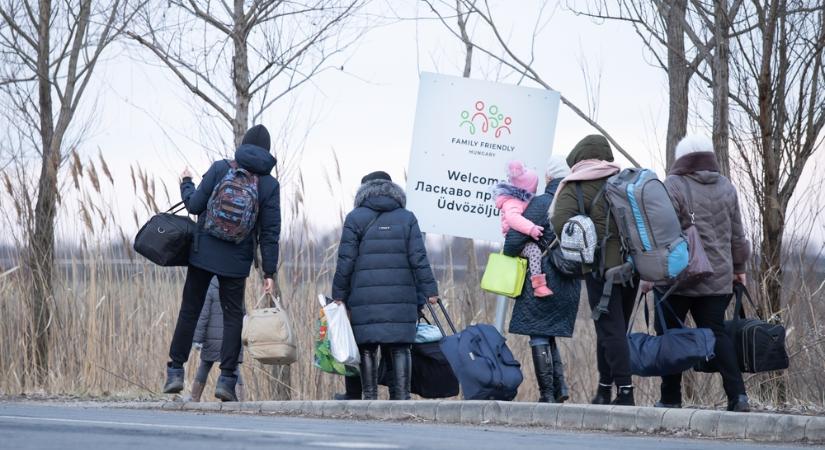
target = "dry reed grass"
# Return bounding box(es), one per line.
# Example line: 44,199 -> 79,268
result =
0,151 -> 823,412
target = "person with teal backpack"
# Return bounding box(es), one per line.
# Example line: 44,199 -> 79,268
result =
549,135 -> 637,406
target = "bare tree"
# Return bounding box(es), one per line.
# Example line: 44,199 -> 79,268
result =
571,0 -> 742,173
423,0 -> 640,167
128,0 -> 364,149
0,0 -> 140,384
128,0 -> 364,400
727,0 -> 825,319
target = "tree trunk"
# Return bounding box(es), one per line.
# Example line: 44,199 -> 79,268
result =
665,0 -> 689,171
711,0 -> 731,177
28,0 -> 57,386
231,0 -> 251,147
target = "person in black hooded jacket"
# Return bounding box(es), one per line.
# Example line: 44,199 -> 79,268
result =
163,124 -> 281,402
332,171 -> 439,400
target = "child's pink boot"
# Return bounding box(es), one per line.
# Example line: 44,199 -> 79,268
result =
531,274 -> 553,297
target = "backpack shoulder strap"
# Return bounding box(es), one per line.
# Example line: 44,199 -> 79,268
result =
574,182 -> 586,215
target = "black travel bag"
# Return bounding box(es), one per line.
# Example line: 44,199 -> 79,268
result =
379,300 -> 460,399
133,202 -> 196,266
694,283 -> 789,374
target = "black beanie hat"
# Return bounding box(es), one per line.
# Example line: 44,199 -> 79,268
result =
242,124 -> 271,151
361,171 -> 392,184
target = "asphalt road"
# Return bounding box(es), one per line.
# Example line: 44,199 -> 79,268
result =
0,402 -> 813,450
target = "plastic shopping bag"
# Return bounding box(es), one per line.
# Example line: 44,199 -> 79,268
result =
314,295 -> 358,376
323,300 -> 360,365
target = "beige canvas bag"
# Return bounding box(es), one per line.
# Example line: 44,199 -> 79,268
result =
242,294 -> 297,365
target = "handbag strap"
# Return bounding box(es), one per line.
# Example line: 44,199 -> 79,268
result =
166,201 -> 187,214
255,293 -> 281,309
677,176 -> 696,225
626,285 -> 683,335
733,282 -> 760,320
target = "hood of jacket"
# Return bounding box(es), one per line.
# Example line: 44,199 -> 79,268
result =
493,182 -> 534,204
355,179 -> 406,211
544,178 -> 562,195
567,135 -> 614,167
234,144 -> 277,175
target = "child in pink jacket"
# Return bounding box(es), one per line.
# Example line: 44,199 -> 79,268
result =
494,160 -> 553,297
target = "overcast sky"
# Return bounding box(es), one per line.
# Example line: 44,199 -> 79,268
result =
61,1 -> 819,244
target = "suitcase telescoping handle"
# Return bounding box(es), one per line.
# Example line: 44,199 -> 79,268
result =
425,298 -> 457,336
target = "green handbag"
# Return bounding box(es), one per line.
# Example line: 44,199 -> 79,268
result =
480,252 -> 528,297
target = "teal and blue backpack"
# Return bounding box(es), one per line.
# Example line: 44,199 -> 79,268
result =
604,168 -> 688,284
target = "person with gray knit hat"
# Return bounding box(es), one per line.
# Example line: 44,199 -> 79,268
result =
641,135 -> 752,412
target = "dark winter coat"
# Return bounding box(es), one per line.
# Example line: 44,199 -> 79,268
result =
180,145 -> 281,278
332,180 -> 439,345
665,152 -> 751,296
505,179 -> 581,338
549,135 -> 623,271
193,277 -> 244,362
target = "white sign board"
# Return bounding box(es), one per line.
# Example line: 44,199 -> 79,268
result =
406,72 -> 561,243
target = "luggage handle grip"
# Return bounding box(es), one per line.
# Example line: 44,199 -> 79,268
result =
425,298 -> 457,336
256,293 -> 282,310
166,201 -> 187,215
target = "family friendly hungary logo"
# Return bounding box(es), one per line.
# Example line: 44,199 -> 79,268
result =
460,100 -> 512,138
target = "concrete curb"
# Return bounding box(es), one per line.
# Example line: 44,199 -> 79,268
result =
101,400 -> 825,444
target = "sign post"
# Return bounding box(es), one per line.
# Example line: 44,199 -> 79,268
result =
405,72 -> 561,332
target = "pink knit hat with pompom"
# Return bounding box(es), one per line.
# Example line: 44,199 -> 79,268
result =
507,160 -> 538,194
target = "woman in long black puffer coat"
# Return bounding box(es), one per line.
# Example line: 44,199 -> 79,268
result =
332,171 -> 439,400
503,155 -> 581,403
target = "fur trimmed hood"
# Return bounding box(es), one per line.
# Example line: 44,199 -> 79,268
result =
355,179 -> 407,211
493,182 -> 534,202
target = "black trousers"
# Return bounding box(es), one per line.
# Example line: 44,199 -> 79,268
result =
585,274 -> 638,387
654,292 -> 747,403
169,265 -> 246,376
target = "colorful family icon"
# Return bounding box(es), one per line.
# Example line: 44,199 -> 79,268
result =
459,100 -> 511,138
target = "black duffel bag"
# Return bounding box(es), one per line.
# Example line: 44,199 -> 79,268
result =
695,283 -> 789,374
134,202 -> 196,266
379,302 -> 460,399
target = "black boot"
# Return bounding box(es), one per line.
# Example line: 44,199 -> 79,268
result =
612,385 -> 635,406
591,383 -> 613,405
389,346 -> 411,400
549,343 -> 569,403
334,375 -> 362,400
359,348 -> 379,400
214,374 -> 238,402
163,365 -> 185,394
531,345 -> 556,403
727,394 -> 750,412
